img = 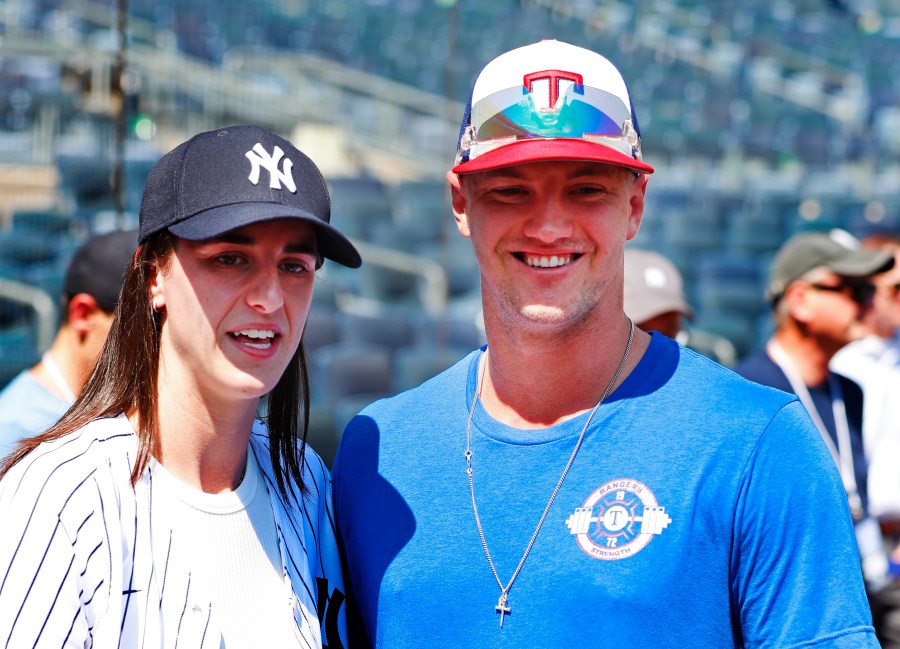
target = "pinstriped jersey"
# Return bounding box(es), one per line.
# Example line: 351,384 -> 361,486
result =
0,414 -> 347,648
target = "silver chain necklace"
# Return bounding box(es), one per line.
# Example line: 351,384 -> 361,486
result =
464,319 -> 635,628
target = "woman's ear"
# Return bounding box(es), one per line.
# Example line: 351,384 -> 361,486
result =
148,259 -> 166,312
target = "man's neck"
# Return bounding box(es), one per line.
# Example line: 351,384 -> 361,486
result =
478,317 -> 650,428
770,328 -> 833,387
32,331 -> 80,400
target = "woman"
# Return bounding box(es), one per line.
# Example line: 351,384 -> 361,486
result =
0,125 -> 360,648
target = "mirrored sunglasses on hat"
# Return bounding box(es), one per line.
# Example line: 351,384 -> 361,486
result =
456,82 -> 644,167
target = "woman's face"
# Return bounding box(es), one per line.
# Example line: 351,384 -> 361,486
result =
150,219 -> 319,403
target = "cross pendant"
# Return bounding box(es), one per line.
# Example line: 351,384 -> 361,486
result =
495,592 -> 510,628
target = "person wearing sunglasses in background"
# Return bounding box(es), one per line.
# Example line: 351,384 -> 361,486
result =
333,40 -> 881,647
832,235 -> 900,648
736,228 -> 896,646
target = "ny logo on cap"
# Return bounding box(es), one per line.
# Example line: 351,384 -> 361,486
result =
245,143 -> 297,193
523,70 -> 583,109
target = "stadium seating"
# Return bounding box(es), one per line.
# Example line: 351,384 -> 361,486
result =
6,0 -> 900,459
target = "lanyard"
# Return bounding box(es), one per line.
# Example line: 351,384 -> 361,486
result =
41,351 -> 77,404
767,340 -> 864,520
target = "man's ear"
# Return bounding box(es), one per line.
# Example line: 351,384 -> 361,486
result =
447,171 -> 471,239
68,293 -> 102,337
626,174 -> 649,242
784,282 -> 815,324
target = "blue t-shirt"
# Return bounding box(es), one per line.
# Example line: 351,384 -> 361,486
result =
736,350 -> 869,517
333,333 -> 877,648
0,370 -> 68,457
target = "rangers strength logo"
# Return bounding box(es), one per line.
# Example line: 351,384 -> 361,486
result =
565,479 -> 671,560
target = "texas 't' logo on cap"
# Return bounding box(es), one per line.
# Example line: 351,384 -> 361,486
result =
523,70 -> 584,110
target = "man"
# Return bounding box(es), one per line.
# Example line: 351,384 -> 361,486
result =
623,247 -> 739,367
735,229 -> 895,633
832,241 -> 900,522
333,40 -> 878,646
830,240 -> 900,647
0,228 -> 136,455
623,247 -> 692,339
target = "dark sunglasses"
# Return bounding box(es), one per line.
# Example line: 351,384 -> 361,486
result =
879,282 -> 900,298
809,280 -> 877,305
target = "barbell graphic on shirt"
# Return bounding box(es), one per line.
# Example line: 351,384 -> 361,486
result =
565,504 -> 672,536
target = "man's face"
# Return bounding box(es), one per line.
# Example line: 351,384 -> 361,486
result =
449,160 -> 647,336
789,269 -> 875,350
865,251 -> 900,338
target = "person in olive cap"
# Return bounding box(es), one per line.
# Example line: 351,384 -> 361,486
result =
0,125 -> 358,648
0,228 -> 137,454
736,228 -> 895,623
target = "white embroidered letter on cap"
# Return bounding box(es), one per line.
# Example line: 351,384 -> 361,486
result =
245,143 -> 297,192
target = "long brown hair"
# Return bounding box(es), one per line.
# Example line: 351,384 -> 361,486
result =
0,230 -> 311,505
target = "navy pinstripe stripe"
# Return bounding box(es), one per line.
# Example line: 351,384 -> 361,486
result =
199,603 -> 211,648
119,477 -> 139,637
159,531 -> 173,606
79,542 -> 103,579
246,432 -> 333,646
9,431 -> 132,501
34,548 -> 77,647
297,618 -> 315,649
272,519 -> 315,605
174,574 -> 191,649
75,511 -> 94,536
0,464 -> 97,599
1,432 -> 128,609
5,519 -> 61,646
302,452 -> 335,579
83,580 -> 104,606
62,605 -> 80,649
96,474 -> 113,619
140,459 -> 156,648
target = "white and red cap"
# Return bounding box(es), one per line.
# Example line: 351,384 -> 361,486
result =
452,39 -> 653,175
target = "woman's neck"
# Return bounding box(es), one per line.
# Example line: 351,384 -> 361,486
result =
150,376 -> 259,494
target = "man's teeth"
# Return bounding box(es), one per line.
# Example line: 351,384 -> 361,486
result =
525,255 -> 573,268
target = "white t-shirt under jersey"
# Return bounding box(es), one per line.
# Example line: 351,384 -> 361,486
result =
151,449 -> 301,648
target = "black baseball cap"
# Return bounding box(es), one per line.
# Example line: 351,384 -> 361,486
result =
63,228 -> 139,312
138,125 -> 361,268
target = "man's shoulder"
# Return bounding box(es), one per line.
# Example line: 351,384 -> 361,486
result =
666,343 -> 799,421
0,370 -> 68,452
648,337 -> 791,402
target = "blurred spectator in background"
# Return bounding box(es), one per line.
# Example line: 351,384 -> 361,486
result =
735,229 -> 897,643
623,247 -> 693,338
623,247 -> 738,366
831,238 -> 900,648
832,239 -> 900,520
0,229 -> 137,455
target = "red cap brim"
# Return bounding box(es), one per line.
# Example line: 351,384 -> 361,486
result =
451,138 -> 655,175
